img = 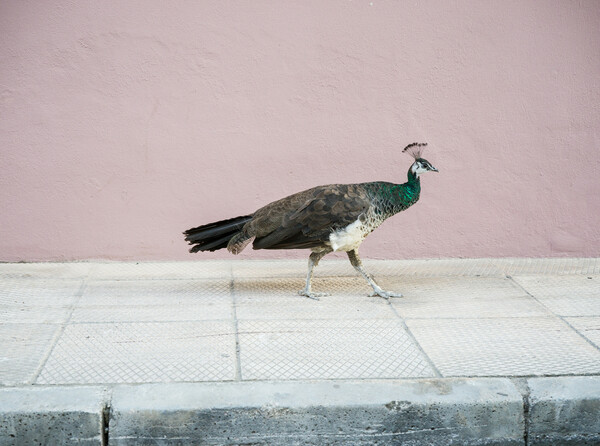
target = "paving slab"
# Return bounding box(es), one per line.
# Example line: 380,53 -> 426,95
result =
0,323 -> 61,386
565,316 -> 600,349
234,277 -> 396,320
0,278 -> 83,324
0,262 -> 93,279
109,379 -> 524,445
493,258 -> 600,276
0,386 -> 106,446
238,319 -> 435,380
231,258 -> 507,278
36,321 -> 237,384
406,317 -> 600,376
512,275 -> 600,316
383,258 -> 505,277
386,276 -> 551,318
71,279 -> 232,323
89,261 -> 233,280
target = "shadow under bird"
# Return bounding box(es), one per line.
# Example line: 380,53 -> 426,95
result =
184,142 -> 438,299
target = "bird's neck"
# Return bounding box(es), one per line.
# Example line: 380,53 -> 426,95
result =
393,170 -> 421,209
407,165 -> 421,184
370,173 -> 421,218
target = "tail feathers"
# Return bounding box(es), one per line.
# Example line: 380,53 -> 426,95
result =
184,215 -> 252,253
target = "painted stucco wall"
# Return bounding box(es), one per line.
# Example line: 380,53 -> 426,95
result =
1,1 -> 599,261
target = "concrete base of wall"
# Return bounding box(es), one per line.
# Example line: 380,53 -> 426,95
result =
1,377 -> 599,445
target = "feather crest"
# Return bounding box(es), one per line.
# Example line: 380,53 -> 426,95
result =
402,142 -> 427,160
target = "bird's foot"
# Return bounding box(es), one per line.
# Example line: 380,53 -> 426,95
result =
298,290 -> 330,301
369,290 -> 403,299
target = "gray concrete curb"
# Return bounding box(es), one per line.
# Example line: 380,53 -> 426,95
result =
109,379 -> 524,445
0,386 -> 109,445
1,377 -> 599,445
527,376 -> 600,446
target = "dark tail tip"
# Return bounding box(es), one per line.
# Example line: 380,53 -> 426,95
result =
184,215 -> 252,253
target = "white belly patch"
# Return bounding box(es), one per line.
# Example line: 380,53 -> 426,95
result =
329,219 -> 367,252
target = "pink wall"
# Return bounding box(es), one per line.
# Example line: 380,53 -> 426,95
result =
1,1 -> 599,262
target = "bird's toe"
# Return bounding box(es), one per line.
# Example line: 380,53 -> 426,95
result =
298,290 -> 329,300
369,290 -> 403,299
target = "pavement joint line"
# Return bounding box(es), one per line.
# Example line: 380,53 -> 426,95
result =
101,386 -> 112,446
387,301 -> 442,378
28,277 -> 90,385
555,314 -> 600,352
507,275 -> 600,353
2,372 -> 600,390
522,380 -> 531,446
230,264 -> 243,381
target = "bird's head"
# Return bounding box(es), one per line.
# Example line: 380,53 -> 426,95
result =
403,142 -> 438,178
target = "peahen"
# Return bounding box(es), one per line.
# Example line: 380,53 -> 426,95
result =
184,142 -> 438,299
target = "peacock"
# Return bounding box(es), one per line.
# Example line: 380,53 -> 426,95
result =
184,142 -> 438,299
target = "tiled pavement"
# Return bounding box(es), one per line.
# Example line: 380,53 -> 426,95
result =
1,258 -> 599,387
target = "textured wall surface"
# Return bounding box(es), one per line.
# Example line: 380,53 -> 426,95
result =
1,1 -> 599,261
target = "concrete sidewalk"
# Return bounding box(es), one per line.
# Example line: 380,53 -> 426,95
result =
1,258 -> 600,445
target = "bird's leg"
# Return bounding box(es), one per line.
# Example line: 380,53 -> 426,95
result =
347,250 -> 403,299
299,250 -> 331,300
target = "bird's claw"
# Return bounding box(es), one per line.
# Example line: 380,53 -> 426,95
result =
369,290 -> 403,299
298,290 -> 330,301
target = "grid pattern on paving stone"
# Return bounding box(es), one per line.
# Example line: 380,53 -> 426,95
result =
494,258 -> 600,276
0,278 -> 83,324
238,319 -> 435,380
372,259 -> 504,277
36,321 -> 236,384
2,259 -> 599,386
566,317 -> 600,349
231,258 -> 506,279
386,276 -> 551,319
512,275 -> 600,316
0,323 -> 60,385
0,262 -> 93,280
71,279 -> 232,323
407,317 -> 600,377
234,277 -> 396,320
90,261 -> 233,280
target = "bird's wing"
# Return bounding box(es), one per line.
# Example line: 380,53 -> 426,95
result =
250,184 -> 371,250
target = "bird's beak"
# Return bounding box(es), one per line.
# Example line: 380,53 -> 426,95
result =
430,166 -> 439,172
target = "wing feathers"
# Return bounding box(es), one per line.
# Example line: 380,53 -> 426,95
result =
250,184 -> 372,250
